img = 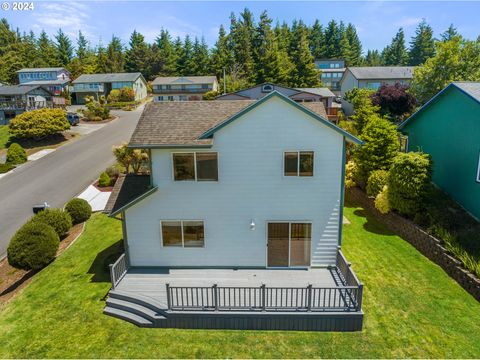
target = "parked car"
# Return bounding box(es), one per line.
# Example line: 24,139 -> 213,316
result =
67,112 -> 80,126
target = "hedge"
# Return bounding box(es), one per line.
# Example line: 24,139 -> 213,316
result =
9,108 -> 70,139
30,209 -> 72,237
65,198 -> 92,224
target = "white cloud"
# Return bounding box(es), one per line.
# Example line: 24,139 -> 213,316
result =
394,17 -> 423,28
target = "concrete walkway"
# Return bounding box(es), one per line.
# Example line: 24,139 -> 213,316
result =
77,185 -> 111,212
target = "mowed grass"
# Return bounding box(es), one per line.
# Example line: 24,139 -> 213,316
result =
0,125 -> 10,150
0,205 -> 480,358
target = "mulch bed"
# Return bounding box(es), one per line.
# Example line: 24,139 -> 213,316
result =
79,116 -> 117,125
93,176 -> 117,192
0,222 -> 85,305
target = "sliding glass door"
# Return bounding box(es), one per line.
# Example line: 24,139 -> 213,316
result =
267,222 -> 311,267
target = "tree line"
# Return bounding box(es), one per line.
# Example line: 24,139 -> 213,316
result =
0,9 -> 468,91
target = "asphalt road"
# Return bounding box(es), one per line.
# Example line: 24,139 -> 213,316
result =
0,107 -> 143,259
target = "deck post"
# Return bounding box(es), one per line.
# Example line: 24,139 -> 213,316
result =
166,283 -> 171,310
261,284 -> 266,311
356,284 -> 363,311
213,284 -> 218,311
109,264 -> 115,290
307,284 -> 313,311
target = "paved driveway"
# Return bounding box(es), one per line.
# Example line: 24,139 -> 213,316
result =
0,107 -> 143,259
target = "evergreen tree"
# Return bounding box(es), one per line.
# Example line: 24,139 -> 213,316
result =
289,21 -> 321,87
274,21 -> 291,53
191,36 -> 210,75
173,37 -> 185,75
54,29 -> 73,66
37,30 -> 59,67
309,20 -> 326,59
345,23 -> 362,65
409,19 -> 435,65
95,42 -> 108,73
181,35 -> 194,75
441,24 -> 460,41
339,32 -> 352,64
383,28 -> 408,65
125,30 -> 150,77
229,9 -> 255,81
105,35 -> 125,73
365,49 -> 383,66
76,30 -> 88,59
211,25 -> 233,78
156,29 -> 177,76
324,20 -> 340,58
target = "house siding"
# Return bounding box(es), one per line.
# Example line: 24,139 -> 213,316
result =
124,96 -> 343,268
401,86 -> 480,219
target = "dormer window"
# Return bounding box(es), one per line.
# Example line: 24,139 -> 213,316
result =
261,84 -> 274,93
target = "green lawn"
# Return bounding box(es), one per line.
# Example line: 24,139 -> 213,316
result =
0,125 -> 10,150
1,204 -> 480,358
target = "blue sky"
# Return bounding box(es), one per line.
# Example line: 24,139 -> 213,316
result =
4,1 -> 480,52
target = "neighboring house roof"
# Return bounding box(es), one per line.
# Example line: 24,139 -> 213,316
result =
16,67 -> 66,73
399,82 -> 480,130
104,174 -> 157,216
295,87 -> 336,97
72,73 -> 144,84
347,66 -> 415,80
129,91 -> 361,148
19,79 -> 70,86
152,76 -> 217,85
0,85 -> 50,95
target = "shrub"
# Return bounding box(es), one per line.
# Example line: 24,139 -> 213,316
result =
119,87 -> 135,102
388,152 -> 432,217
9,108 -> 70,139
367,170 -> 389,197
353,116 -> 399,183
113,143 -> 149,174
203,90 -> 219,100
7,222 -> 59,270
30,208 -> 72,237
6,143 -> 27,165
375,185 -> 391,214
371,83 -> 417,118
107,89 -> 121,103
82,97 -> 110,121
345,161 -> 358,189
0,163 -> 15,173
65,198 -> 92,224
98,171 -> 111,187
105,165 -> 120,179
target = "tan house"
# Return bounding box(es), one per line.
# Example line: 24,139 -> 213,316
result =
152,76 -> 218,101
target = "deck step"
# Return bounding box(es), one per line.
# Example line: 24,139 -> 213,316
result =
106,297 -> 165,321
104,306 -> 154,327
108,290 -> 168,315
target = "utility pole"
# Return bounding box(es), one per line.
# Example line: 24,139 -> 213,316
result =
223,68 -> 226,94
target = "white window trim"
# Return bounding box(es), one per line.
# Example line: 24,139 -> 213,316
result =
160,220 -> 205,248
265,221 -> 313,268
476,152 -> 480,183
283,150 -> 314,177
172,151 -> 218,182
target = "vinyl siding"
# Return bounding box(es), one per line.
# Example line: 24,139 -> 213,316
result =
125,96 -> 344,267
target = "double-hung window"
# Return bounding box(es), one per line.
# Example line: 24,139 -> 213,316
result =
161,220 -> 204,247
284,151 -> 314,176
173,152 -> 218,181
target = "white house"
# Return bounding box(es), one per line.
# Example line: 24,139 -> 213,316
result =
103,91 -> 364,331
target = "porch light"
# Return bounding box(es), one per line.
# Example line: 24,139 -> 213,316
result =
250,219 -> 256,231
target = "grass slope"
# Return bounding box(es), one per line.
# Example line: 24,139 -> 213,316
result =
0,206 -> 480,358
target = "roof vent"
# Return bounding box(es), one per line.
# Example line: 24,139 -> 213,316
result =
261,84 -> 274,93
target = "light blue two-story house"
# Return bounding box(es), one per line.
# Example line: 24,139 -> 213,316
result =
103,91 -> 365,332
16,67 -> 70,95
71,73 -> 148,104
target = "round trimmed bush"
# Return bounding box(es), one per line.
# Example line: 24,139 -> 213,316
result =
7,222 -> 59,270
367,169 -> 389,197
65,198 -> 92,224
6,143 -> 27,165
31,208 -> 72,237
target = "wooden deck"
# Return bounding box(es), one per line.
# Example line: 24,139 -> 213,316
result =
105,266 -> 364,331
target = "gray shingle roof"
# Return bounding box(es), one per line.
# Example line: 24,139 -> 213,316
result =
0,85 -> 45,95
453,82 -> 480,102
152,76 -> 217,85
295,87 -> 336,97
20,79 -> 70,86
348,66 -> 415,80
16,67 -> 66,73
72,73 -> 143,84
129,98 -> 328,147
104,174 -> 152,215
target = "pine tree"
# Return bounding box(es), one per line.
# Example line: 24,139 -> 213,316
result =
37,30 -> 59,67
229,9 -> 255,81
191,36 -> 210,75
345,24 -> 362,65
125,30 -> 150,76
54,29 -> 73,66
181,35 -> 194,75
339,32 -> 352,64
441,24 -> 460,41
105,35 -> 125,73
309,20 -> 326,59
95,42 -> 108,73
409,19 -> 436,65
173,37 -> 185,75
290,21 -> 321,87
383,28 -> 408,65
211,25 -> 233,78
274,21 -> 291,53
365,49 -> 382,66
155,30 -> 177,76
324,20 -> 340,58
76,30 -> 88,59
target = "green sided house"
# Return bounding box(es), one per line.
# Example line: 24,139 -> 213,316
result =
399,82 -> 480,220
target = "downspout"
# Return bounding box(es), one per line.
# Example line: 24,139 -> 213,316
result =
338,137 -> 347,248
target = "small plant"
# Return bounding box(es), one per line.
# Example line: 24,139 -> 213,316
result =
374,185 -> 391,214
345,161 -> 358,189
0,163 -> 15,174
105,165 -> 120,179
367,170 -> 389,197
7,221 -> 59,270
65,198 -> 92,224
82,96 -> 110,121
30,208 -> 72,238
98,171 -> 111,187
6,143 -> 27,165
